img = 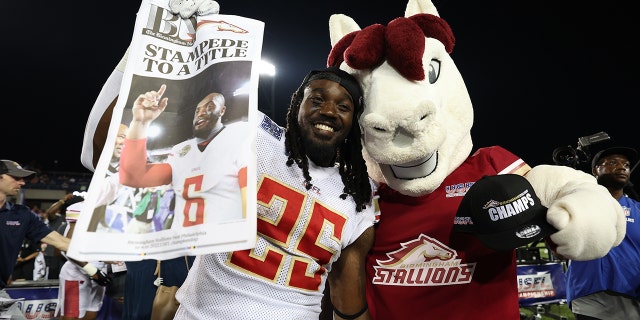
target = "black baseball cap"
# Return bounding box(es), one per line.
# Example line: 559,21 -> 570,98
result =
591,147 -> 638,169
0,160 -> 36,178
302,66 -> 363,111
454,174 -> 558,251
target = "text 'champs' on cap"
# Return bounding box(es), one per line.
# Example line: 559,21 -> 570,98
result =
454,174 -> 557,251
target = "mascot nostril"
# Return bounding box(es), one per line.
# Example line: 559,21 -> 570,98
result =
392,127 -> 414,147
327,0 -> 627,318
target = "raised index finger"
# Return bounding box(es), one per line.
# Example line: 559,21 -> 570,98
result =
157,84 -> 167,98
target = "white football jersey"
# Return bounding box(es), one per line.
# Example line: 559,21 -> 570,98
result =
168,121 -> 249,227
175,111 -> 376,319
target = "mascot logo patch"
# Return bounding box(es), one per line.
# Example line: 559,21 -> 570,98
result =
445,181 -> 474,198
373,234 -> 475,286
622,206 -> 634,223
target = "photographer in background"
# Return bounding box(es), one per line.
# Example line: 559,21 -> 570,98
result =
565,147 -> 640,319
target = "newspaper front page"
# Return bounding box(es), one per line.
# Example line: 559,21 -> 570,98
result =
68,0 -> 263,261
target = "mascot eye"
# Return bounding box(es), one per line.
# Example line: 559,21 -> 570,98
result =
428,59 -> 441,84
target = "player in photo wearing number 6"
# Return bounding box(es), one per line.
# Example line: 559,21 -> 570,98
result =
119,84 -> 249,228
173,67 -> 378,320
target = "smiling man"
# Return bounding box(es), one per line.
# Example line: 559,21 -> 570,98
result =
173,66 -> 378,319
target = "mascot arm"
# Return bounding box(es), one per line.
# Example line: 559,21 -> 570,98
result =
524,165 -> 625,261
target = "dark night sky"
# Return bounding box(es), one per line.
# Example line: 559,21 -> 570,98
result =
5,1 -> 639,185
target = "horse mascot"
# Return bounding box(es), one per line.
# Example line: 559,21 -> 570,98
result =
326,0 -> 625,318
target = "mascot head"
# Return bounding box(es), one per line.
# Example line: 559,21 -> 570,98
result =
328,0 -> 473,197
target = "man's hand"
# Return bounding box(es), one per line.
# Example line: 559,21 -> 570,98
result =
92,269 -> 112,286
82,263 -> 112,286
169,0 -> 220,19
132,84 -> 168,124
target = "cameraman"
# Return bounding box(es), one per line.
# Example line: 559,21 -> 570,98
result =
565,147 -> 640,319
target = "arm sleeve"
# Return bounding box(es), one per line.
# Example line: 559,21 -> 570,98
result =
120,139 -> 172,187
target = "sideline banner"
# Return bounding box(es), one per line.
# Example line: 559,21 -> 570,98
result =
5,281 -> 57,320
68,0 -> 262,261
517,263 -> 567,306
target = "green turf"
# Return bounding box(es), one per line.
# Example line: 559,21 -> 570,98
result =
520,303 -> 575,320
518,242 -> 574,320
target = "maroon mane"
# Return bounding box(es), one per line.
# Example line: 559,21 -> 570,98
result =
327,13 -> 455,81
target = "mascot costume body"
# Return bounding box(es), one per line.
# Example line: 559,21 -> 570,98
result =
326,0 -> 625,318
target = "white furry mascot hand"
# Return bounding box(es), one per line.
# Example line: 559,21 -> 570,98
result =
525,165 -> 626,261
169,0 -> 220,19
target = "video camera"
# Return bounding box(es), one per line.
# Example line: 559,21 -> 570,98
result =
552,131 -> 610,168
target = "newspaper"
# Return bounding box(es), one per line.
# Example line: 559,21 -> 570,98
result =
67,0 -> 263,261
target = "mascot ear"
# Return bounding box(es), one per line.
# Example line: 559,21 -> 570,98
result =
405,0 -> 440,17
329,14 -> 361,47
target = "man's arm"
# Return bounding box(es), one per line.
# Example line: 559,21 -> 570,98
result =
119,84 -> 172,188
326,226 -> 374,320
119,139 -> 172,187
40,230 -> 70,253
16,250 -> 40,264
51,222 -> 112,286
45,194 -> 73,219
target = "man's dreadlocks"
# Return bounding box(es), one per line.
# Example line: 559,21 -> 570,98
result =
283,67 -> 372,212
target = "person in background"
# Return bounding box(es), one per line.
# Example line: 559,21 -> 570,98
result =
31,205 -> 44,221
174,66 -> 377,319
55,197 -> 114,320
61,124 -> 131,320
41,193 -> 73,279
119,256 -> 194,320
11,238 -> 42,281
565,147 -> 640,319
0,160 -> 71,320
126,186 -> 163,234
87,123 -> 132,233
88,123 -> 132,233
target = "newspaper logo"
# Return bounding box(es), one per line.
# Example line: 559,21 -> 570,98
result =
144,5 -> 248,46
372,234 -> 476,286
